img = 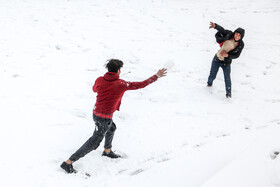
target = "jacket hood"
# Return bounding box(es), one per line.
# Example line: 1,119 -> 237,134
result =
104,72 -> 119,81
234,27 -> 245,40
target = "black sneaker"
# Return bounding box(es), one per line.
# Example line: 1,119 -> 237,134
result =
60,161 -> 77,174
226,93 -> 232,98
102,150 -> 121,159
207,83 -> 212,87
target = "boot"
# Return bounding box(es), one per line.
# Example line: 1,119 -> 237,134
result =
102,150 -> 121,159
60,161 -> 77,174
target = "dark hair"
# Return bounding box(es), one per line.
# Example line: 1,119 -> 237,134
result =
105,59 -> 123,73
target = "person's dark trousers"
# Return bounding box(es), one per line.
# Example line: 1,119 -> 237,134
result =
69,114 -> 117,162
207,55 -> 231,95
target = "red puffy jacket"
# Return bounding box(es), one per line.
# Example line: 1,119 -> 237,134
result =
93,72 -> 158,117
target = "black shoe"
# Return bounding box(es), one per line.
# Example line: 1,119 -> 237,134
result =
207,83 -> 212,87
60,161 -> 77,174
226,93 -> 232,98
102,150 -> 121,159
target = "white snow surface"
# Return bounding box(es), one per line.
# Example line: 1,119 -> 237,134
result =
0,0 -> 280,186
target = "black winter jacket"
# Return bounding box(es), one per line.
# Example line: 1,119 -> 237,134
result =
214,23 -> 245,65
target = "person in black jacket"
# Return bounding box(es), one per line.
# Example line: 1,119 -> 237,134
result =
207,22 -> 245,98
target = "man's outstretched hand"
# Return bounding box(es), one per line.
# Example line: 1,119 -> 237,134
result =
209,22 -> 215,29
156,68 -> 167,78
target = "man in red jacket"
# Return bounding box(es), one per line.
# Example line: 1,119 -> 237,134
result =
61,59 -> 167,173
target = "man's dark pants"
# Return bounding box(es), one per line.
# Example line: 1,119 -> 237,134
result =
207,55 -> 231,95
69,114 -> 116,162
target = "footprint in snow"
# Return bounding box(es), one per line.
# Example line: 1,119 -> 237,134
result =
270,149 -> 280,159
130,169 -> 144,176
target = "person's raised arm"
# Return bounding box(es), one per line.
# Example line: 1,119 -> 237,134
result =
123,68 -> 167,91
209,21 -> 225,33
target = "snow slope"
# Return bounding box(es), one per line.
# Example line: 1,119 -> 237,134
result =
0,0 -> 280,186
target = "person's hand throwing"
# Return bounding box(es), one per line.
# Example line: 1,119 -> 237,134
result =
209,22 -> 215,29
156,68 -> 167,78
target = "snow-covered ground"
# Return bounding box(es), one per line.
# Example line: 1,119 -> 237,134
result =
0,0 -> 280,186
